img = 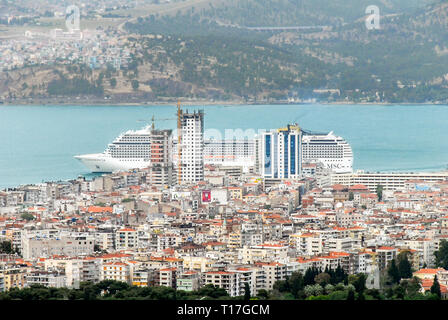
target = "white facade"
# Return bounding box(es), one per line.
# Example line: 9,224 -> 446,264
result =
179,110 -> 204,184
101,262 -> 132,284
204,139 -> 255,170
94,231 -> 115,252
22,234 -> 95,259
293,235 -> 324,256
173,139 -> 255,170
115,228 -> 138,251
331,171 -> 448,192
26,271 -> 67,288
203,271 -> 240,297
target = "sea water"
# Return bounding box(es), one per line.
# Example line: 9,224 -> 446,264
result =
1,104 -> 448,189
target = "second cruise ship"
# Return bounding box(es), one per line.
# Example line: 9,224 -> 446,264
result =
301,131 -> 353,173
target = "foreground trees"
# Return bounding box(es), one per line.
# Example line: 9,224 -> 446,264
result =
435,240 -> 448,269
0,266 -> 441,300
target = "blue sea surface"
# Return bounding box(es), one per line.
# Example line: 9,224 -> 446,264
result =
1,104 -> 448,189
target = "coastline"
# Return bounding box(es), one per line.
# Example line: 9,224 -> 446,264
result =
3,168 -> 448,192
1,100 -> 448,107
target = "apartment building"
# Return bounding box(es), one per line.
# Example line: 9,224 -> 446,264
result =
26,270 -> 67,288
376,246 -> 398,270
254,262 -> 287,291
176,271 -> 201,291
157,234 -> 181,251
324,238 -> 357,254
203,271 -> 239,297
292,233 -> 324,256
159,267 -> 177,288
0,264 -> 27,291
144,129 -> 174,188
94,230 -> 116,252
238,244 -> 288,264
22,235 -> 94,259
101,262 -> 132,284
182,256 -> 213,273
115,228 -> 138,251
132,268 -> 158,287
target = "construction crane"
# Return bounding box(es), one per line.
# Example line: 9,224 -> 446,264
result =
301,128 -> 330,136
137,116 -> 176,129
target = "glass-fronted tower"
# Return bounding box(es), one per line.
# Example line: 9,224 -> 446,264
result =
260,124 -> 302,179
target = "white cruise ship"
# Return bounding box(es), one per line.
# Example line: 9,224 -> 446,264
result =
301,131 -> 353,173
74,126 -> 155,172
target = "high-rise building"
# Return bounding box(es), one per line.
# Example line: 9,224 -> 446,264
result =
259,124 -> 302,179
144,128 -> 174,187
179,110 -> 204,184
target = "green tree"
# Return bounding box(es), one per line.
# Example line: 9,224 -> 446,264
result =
0,241 -> 14,254
376,185 -> 384,202
304,284 -> 323,297
348,274 -> 367,293
195,284 -> 229,299
398,251 -> 413,279
434,239 -> 448,269
400,277 -> 423,299
365,288 -> 382,300
357,291 -> 365,300
315,273 -> 331,286
303,268 -> 316,286
257,289 -> 269,300
431,275 -> 441,299
387,259 -> 401,284
20,212 -> 35,221
110,78 -> 117,88
289,272 -> 305,298
346,289 -> 355,301
393,284 -> 405,299
244,282 -> 250,301
333,264 -> 348,285
131,80 -> 139,91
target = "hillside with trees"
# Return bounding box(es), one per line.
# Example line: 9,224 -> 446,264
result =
3,0 -> 448,104
119,0 -> 448,103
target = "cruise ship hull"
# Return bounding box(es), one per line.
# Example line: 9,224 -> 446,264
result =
311,158 -> 353,173
74,153 -> 150,173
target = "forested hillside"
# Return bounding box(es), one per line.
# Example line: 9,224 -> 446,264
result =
3,0 -> 448,104
121,0 -> 448,103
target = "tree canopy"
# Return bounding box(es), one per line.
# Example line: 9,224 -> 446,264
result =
435,240 -> 448,269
